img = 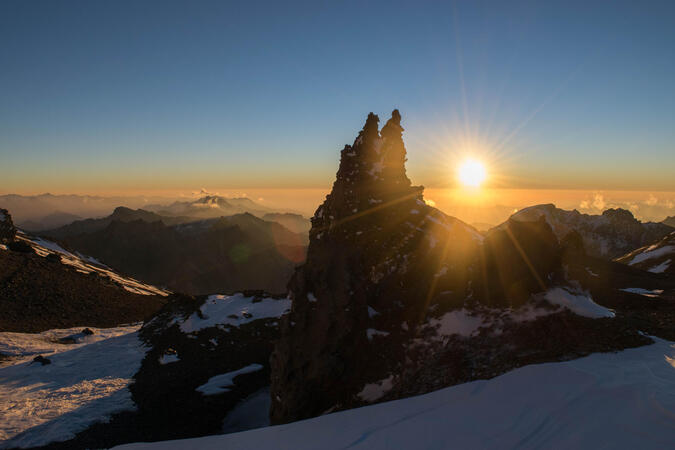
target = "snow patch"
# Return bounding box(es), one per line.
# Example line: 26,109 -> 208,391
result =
428,309 -> 486,337
366,329 -> 389,340
0,325 -> 140,363
159,353 -> 180,365
544,287 -> 614,318
221,387 -> 270,434
357,375 -> 394,402
620,288 -> 664,298
586,267 -> 599,277
629,245 -> 675,265
0,328 -> 145,448
178,294 -> 291,333
649,259 -> 671,274
196,364 -> 264,396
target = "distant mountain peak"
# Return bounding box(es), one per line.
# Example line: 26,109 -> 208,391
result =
601,207 -> 635,221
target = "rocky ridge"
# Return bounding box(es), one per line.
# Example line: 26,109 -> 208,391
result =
510,204 -> 673,259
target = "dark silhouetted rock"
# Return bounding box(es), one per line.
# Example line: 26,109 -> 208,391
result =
46,252 -> 62,263
270,111 -> 489,423
33,355 -> 51,365
561,229 -> 586,257
8,240 -> 35,254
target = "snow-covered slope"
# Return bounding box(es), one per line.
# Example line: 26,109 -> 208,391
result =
510,204 -> 673,259
0,325 -> 145,448
115,338 -> 675,450
15,232 -> 169,296
615,231 -> 675,275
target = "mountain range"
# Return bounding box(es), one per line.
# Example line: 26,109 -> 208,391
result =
45,212 -> 307,295
509,204 -> 673,259
1,112 -> 674,449
144,195 -> 272,219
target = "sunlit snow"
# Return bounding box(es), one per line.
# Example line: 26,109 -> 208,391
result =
115,339 -> 675,450
0,326 -> 145,448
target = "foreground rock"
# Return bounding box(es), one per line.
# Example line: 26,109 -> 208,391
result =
128,291 -> 289,442
270,111 -> 675,424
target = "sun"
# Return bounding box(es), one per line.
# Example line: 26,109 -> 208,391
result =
457,159 -> 487,188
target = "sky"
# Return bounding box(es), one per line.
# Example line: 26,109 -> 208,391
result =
1,0 -> 675,215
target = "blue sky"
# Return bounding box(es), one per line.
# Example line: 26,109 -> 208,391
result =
1,0 -> 674,193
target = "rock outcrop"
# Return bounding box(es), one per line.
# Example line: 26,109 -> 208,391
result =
270,111 -> 563,423
269,111 -> 675,425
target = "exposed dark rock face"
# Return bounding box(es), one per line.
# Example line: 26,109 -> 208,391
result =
271,111 -> 477,422
269,111 -> 675,425
269,111 -> 557,423
478,217 -> 561,307
126,292 -> 286,442
0,208 -> 17,244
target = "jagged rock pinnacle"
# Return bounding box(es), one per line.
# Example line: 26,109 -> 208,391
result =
270,110 -> 480,424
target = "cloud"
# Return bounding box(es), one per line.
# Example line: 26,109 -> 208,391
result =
646,194 -> 658,206
424,199 -> 436,207
579,193 -> 607,211
592,193 -> 606,210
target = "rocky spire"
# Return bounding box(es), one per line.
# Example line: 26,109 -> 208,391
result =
270,110 -> 480,424
309,110 -> 422,238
